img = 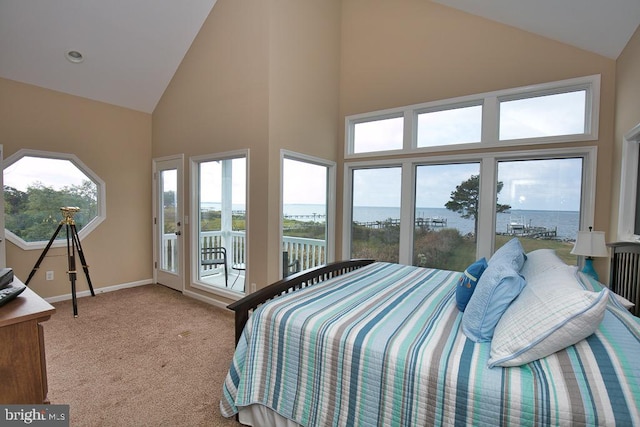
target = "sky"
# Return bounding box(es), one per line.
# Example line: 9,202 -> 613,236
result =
4,156 -> 89,191
350,159 -> 582,212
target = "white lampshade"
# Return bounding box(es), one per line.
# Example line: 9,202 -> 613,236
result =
570,230 -> 608,257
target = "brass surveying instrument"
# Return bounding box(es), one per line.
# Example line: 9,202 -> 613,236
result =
25,207 -> 95,316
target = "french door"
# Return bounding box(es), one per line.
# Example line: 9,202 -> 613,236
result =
153,156 -> 184,291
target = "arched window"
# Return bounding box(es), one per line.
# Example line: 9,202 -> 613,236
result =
3,149 -> 106,250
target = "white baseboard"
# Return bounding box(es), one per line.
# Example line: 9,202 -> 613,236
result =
44,279 -> 234,312
182,288 -> 232,311
44,278 -> 154,304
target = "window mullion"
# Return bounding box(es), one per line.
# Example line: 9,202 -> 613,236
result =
404,110 -> 414,151
482,96 -> 499,144
398,161 -> 415,265
477,157 -> 497,259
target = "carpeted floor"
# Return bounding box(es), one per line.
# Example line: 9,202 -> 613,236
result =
43,284 -> 242,426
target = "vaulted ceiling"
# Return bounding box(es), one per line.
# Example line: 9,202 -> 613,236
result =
1,0 -> 638,113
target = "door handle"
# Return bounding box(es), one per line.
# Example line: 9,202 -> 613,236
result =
175,231 -> 181,236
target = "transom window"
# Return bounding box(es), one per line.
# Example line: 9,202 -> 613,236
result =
499,90 -> 587,140
345,75 -> 599,156
353,116 -> 404,154
417,104 -> 482,148
3,149 -> 106,250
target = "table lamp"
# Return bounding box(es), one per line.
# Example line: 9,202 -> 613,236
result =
570,227 -> 608,281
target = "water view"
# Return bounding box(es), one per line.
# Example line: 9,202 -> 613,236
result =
201,202 -> 580,241
282,204 -> 579,241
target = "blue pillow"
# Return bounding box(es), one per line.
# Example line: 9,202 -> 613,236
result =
456,258 -> 488,312
489,238 -> 526,271
461,262 -> 527,342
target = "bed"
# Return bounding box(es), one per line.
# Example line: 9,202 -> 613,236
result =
221,242 -> 640,426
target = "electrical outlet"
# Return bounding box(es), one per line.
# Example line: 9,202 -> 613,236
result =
46,271 -> 54,280
250,282 -> 257,293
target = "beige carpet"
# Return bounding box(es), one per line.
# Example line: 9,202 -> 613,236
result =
43,284 -> 242,426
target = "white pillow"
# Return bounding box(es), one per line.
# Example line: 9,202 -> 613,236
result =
520,249 -> 570,280
488,265 -> 608,368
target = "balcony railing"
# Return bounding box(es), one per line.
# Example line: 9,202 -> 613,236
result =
160,231 -> 326,276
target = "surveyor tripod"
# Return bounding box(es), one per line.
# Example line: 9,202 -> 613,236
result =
25,207 -> 95,317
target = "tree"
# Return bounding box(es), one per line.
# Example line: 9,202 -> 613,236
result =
3,180 -> 98,242
445,175 -> 511,239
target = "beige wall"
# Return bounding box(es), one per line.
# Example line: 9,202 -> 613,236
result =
153,0 -> 270,298
337,0 -> 617,278
153,0 -> 341,297
0,78 -> 152,299
613,26 -> 640,242
267,0 -> 341,280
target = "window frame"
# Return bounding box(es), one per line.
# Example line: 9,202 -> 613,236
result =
346,110 -> 408,155
280,150 -> 337,275
3,149 -> 106,251
617,122 -> 640,242
345,75 -> 600,158
343,147 -> 597,264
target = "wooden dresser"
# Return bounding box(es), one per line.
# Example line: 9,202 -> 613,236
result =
0,280 -> 55,404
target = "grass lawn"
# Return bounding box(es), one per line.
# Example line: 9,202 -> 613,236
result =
445,235 -> 576,272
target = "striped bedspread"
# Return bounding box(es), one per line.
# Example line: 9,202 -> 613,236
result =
221,262 -> 640,426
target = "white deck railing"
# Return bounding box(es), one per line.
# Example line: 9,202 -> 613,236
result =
161,231 -> 326,275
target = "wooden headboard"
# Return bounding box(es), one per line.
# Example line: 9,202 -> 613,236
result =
608,242 -> 640,317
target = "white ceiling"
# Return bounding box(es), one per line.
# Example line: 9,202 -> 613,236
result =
0,0 -> 216,113
433,0 -> 640,59
0,0 -> 638,114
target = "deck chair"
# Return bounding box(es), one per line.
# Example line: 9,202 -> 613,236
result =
201,247 -> 228,287
282,251 -> 301,278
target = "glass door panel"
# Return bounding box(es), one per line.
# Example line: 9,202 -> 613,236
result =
197,157 -> 246,292
160,169 -> 178,273
154,157 -> 183,291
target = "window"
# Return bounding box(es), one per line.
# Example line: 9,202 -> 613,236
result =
413,163 -> 480,271
349,166 -> 402,263
352,115 -> 404,154
636,148 -> 640,236
494,158 -> 584,263
191,151 -> 247,294
345,75 -> 599,157
281,152 -> 335,276
618,122 -> 640,241
3,149 -> 106,250
345,149 -> 596,266
417,104 -> 482,148
499,90 -> 587,140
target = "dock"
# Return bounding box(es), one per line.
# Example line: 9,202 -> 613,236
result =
505,222 -> 557,239
354,217 -> 448,229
